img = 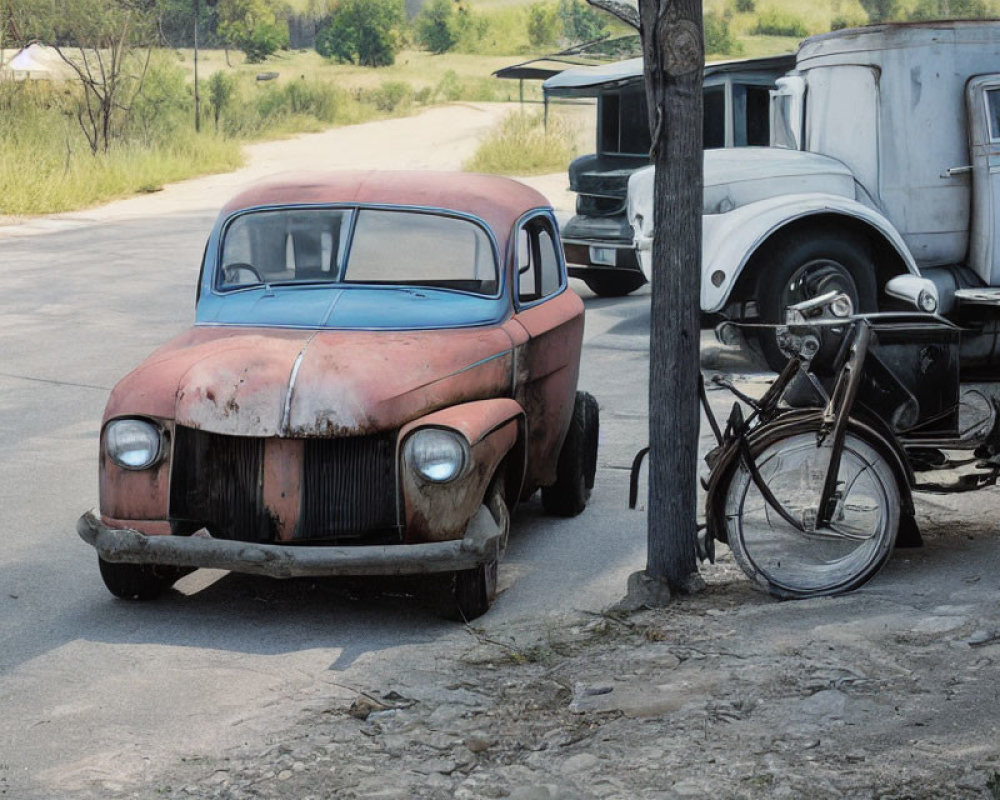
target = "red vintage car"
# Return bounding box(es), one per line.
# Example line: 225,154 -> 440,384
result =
77,171 -> 598,619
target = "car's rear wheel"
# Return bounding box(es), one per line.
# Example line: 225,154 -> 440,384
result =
583,272 -> 646,298
542,391 -> 599,517
98,557 -> 188,600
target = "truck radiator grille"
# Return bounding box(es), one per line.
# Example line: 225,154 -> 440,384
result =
169,427 -> 398,544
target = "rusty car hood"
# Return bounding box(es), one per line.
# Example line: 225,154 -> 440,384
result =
104,325 -> 515,436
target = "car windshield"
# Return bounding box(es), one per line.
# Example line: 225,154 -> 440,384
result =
219,207 -> 498,296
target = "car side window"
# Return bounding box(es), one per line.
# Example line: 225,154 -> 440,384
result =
517,216 -> 563,304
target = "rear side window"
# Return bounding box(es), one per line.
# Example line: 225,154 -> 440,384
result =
517,216 -> 563,303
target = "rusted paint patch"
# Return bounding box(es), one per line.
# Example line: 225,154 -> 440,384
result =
217,171 -> 549,260
262,438 -> 303,541
509,291 -> 585,490
98,419 -> 172,522
400,411 -> 520,543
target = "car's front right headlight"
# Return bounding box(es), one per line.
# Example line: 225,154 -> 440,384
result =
105,418 -> 163,470
404,428 -> 468,483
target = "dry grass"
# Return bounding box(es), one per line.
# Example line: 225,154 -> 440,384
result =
464,109 -> 578,175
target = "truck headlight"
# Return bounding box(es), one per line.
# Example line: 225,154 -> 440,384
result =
404,429 -> 468,483
918,289 -> 938,313
105,419 -> 162,470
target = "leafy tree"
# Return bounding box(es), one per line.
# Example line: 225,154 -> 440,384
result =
154,0 -> 222,47
557,0 -> 608,44
859,0 -> 899,22
416,0 -> 457,54
12,0 -> 157,153
217,0 -> 289,63
315,0 -> 404,67
908,0 -> 988,18
527,2 -> 559,49
704,10 -> 740,55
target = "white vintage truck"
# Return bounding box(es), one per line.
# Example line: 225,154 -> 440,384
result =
627,21 -> 1000,369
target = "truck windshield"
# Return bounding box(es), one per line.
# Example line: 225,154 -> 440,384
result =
219,207 -> 498,296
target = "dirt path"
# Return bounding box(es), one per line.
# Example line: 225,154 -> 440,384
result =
0,102 -> 589,238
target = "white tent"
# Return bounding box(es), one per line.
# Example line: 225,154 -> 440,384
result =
2,43 -> 74,81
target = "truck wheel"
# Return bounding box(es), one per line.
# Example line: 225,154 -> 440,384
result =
756,232 -> 877,372
583,273 -> 646,297
542,391 -> 599,517
98,557 -> 187,600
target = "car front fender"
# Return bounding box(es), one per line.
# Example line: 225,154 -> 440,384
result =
398,399 -> 525,544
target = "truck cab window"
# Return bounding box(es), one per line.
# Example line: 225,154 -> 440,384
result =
988,89 -> 1000,141
704,85 -> 726,149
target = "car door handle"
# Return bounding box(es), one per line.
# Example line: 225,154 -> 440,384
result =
941,165 -> 973,177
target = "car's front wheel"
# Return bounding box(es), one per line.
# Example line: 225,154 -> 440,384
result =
442,480 -> 509,621
98,557 -> 188,600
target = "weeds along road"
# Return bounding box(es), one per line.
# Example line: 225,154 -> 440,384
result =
0,101 -> 658,797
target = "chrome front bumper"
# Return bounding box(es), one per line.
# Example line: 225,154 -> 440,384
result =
76,506 -> 502,579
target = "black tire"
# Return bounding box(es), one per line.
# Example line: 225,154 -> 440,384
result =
442,480 -> 510,621
583,272 -> 646,298
756,231 -> 877,372
542,391 -> 599,517
721,423 -> 899,599
98,557 -> 187,601
451,560 -> 498,622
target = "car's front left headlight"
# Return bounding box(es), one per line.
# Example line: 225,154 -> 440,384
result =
404,428 -> 468,483
105,418 -> 163,470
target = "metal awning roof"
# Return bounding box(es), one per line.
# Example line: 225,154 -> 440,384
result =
543,52 -> 797,97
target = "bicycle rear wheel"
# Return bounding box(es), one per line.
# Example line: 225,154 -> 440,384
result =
723,427 -> 899,598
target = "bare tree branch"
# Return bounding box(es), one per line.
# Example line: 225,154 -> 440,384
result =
585,0 -> 639,30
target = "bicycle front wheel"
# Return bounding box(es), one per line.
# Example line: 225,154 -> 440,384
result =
723,428 -> 899,599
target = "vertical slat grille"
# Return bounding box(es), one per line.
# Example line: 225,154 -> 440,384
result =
170,427 -> 267,542
170,427 -> 398,544
299,434 -> 398,541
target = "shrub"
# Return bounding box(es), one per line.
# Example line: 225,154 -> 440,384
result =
366,80 -> 414,111
858,0 -> 899,22
130,55 -> 190,146
464,111 -> 576,176
527,3 -> 560,49
557,0 -> 608,45
752,7 -> 809,37
908,0 -> 987,18
316,0 -> 405,67
416,0 -> 458,54
734,0 -> 755,11
705,11 -> 742,56
207,70 -> 237,131
434,69 -> 502,102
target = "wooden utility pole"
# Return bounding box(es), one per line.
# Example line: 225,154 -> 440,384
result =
586,0 -> 705,605
638,0 -> 704,599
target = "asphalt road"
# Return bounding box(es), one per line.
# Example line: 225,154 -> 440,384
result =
0,200 -> 688,796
